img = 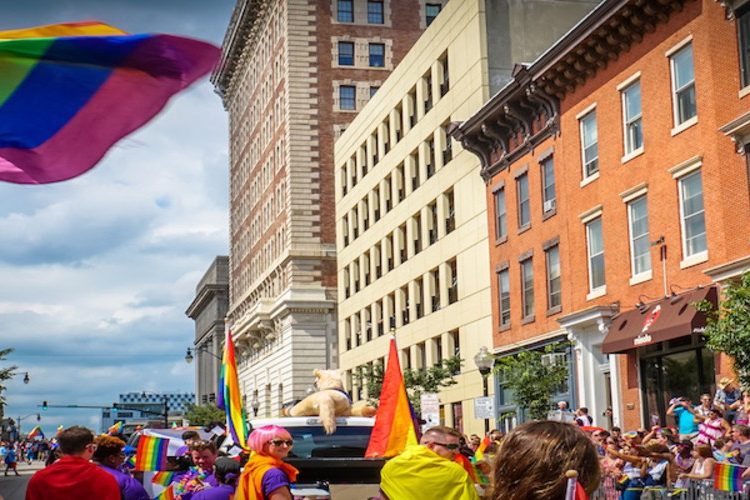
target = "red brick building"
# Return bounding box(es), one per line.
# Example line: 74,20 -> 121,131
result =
454,0 -> 750,430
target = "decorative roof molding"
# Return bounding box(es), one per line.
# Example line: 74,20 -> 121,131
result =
452,0 -> 692,180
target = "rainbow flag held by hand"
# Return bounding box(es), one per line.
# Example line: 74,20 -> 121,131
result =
152,471 -> 176,486
107,421 -> 123,435
134,435 -> 169,471
0,21 -> 219,185
474,435 -> 491,461
365,335 -> 418,458
154,484 -> 176,500
27,426 -> 44,439
217,330 -> 249,450
714,463 -> 746,492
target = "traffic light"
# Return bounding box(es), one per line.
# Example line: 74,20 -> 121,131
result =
36,413 -> 41,421
42,401 -> 47,411
112,403 -> 118,415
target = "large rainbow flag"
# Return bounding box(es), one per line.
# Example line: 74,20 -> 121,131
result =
217,330 -> 249,450
134,435 -> 169,471
0,21 -> 219,184
27,426 -> 44,439
714,462 -> 746,492
365,335 -> 418,458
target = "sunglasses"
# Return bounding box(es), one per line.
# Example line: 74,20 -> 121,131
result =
432,441 -> 460,450
268,439 -> 294,447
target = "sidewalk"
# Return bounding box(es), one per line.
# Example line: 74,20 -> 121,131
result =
5,460 -> 44,476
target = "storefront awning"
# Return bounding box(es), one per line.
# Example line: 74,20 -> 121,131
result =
601,285 -> 717,354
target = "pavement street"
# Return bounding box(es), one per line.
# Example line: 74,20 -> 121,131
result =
0,460 -> 44,500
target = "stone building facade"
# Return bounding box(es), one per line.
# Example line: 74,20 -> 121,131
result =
212,0 -> 443,416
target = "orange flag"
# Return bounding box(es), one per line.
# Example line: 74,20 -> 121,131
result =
365,335 -> 418,457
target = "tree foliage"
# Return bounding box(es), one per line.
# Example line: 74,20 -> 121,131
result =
357,355 -> 462,415
184,403 -> 225,426
696,272 -> 750,390
0,348 -> 18,409
493,342 -> 570,421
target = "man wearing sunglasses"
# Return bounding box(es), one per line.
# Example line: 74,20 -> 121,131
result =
378,425 -> 479,500
26,426 -> 120,500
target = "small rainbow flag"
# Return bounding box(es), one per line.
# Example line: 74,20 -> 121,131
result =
151,471 -> 176,486
714,462 -> 746,492
27,426 -> 44,439
134,435 -> 169,471
0,21 -> 219,185
474,435 -> 491,461
154,484 -> 176,500
365,335 -> 419,458
217,330 -> 249,450
124,454 -> 136,468
107,421 -> 123,435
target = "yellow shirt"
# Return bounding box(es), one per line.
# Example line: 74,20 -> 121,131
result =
380,445 -> 480,500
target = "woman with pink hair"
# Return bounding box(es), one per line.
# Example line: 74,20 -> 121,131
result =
235,425 -> 298,500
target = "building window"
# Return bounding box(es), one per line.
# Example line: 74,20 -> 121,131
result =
340,85 -> 356,110
497,268 -> 510,328
739,5 -> 750,88
520,258 -> 534,319
338,41 -> 354,66
337,0 -> 354,22
494,188 -> 507,241
516,173 -> 530,228
585,217 -> 605,292
370,86 -> 380,97
426,3 -> 442,26
369,43 -> 385,67
541,157 -> 556,214
679,170 -> 707,258
622,81 -> 643,155
628,196 -> 651,277
580,110 -> 598,178
546,245 -> 561,311
368,0 -> 384,24
670,43 -> 696,126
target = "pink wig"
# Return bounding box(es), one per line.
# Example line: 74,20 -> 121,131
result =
247,425 -> 291,453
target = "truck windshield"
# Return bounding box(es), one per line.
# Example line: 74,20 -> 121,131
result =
285,426 -> 372,459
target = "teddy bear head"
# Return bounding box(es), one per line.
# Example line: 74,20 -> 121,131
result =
313,369 -> 344,391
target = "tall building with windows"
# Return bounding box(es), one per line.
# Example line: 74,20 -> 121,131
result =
335,0 -> 598,436
457,0 -> 750,431
212,0 -> 444,417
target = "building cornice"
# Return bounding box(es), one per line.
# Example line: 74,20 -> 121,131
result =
452,0 -> 692,179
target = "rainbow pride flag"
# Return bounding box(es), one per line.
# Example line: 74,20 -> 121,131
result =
0,21 -> 219,185
217,330 -> 249,450
365,335 -> 418,458
714,462 -> 746,492
474,435 -> 491,461
27,426 -> 44,439
154,484 -> 176,500
107,421 -> 123,435
134,435 -> 169,471
152,471 -> 176,486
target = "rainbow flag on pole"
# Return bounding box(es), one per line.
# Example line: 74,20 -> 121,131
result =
151,471 -> 176,486
107,421 -> 123,435
134,435 -> 169,471
217,330 -> 249,450
0,21 -> 219,185
474,435 -> 491,461
714,463 -> 746,492
365,335 -> 418,458
154,484 -> 176,500
27,426 -> 44,440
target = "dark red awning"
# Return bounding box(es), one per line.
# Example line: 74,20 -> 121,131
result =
601,286 -> 717,354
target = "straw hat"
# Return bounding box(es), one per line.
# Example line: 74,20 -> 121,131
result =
718,377 -> 735,390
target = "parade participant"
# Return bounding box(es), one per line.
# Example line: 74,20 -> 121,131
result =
493,421 -> 600,500
695,407 -> 731,446
379,425 -> 479,500
714,378 -> 743,424
26,426 -> 119,500
92,434 -> 149,500
190,440 -> 220,487
468,434 -> 481,452
171,440 -> 221,499
236,425 -> 299,500
575,407 -> 594,426
193,457 -> 241,500
175,430 -> 201,458
4,445 -> 19,476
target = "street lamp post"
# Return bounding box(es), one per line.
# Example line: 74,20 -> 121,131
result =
474,346 -> 494,434
17,413 -> 40,437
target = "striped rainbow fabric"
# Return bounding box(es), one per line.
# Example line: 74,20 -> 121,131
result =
217,330 -> 249,450
713,462 -> 745,492
365,335 -> 418,458
134,435 -> 169,471
154,484 -> 176,500
151,471 -> 176,486
474,435 -> 491,461
27,426 -> 44,439
0,21 -> 219,184
107,421 -> 123,435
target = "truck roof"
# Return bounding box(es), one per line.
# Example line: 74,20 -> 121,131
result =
250,416 -> 375,428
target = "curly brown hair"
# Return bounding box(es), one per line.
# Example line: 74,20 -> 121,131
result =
492,421 -> 601,500
93,434 -> 126,461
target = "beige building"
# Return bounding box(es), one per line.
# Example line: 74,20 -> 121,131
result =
212,0 -> 442,417
334,0 -> 598,434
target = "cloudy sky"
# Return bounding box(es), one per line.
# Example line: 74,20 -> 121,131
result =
0,0 -> 235,435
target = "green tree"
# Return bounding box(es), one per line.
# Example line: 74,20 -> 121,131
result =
0,348 -> 18,410
493,343 -> 570,421
357,355 -> 462,415
184,403 -> 225,426
696,271 -> 750,390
